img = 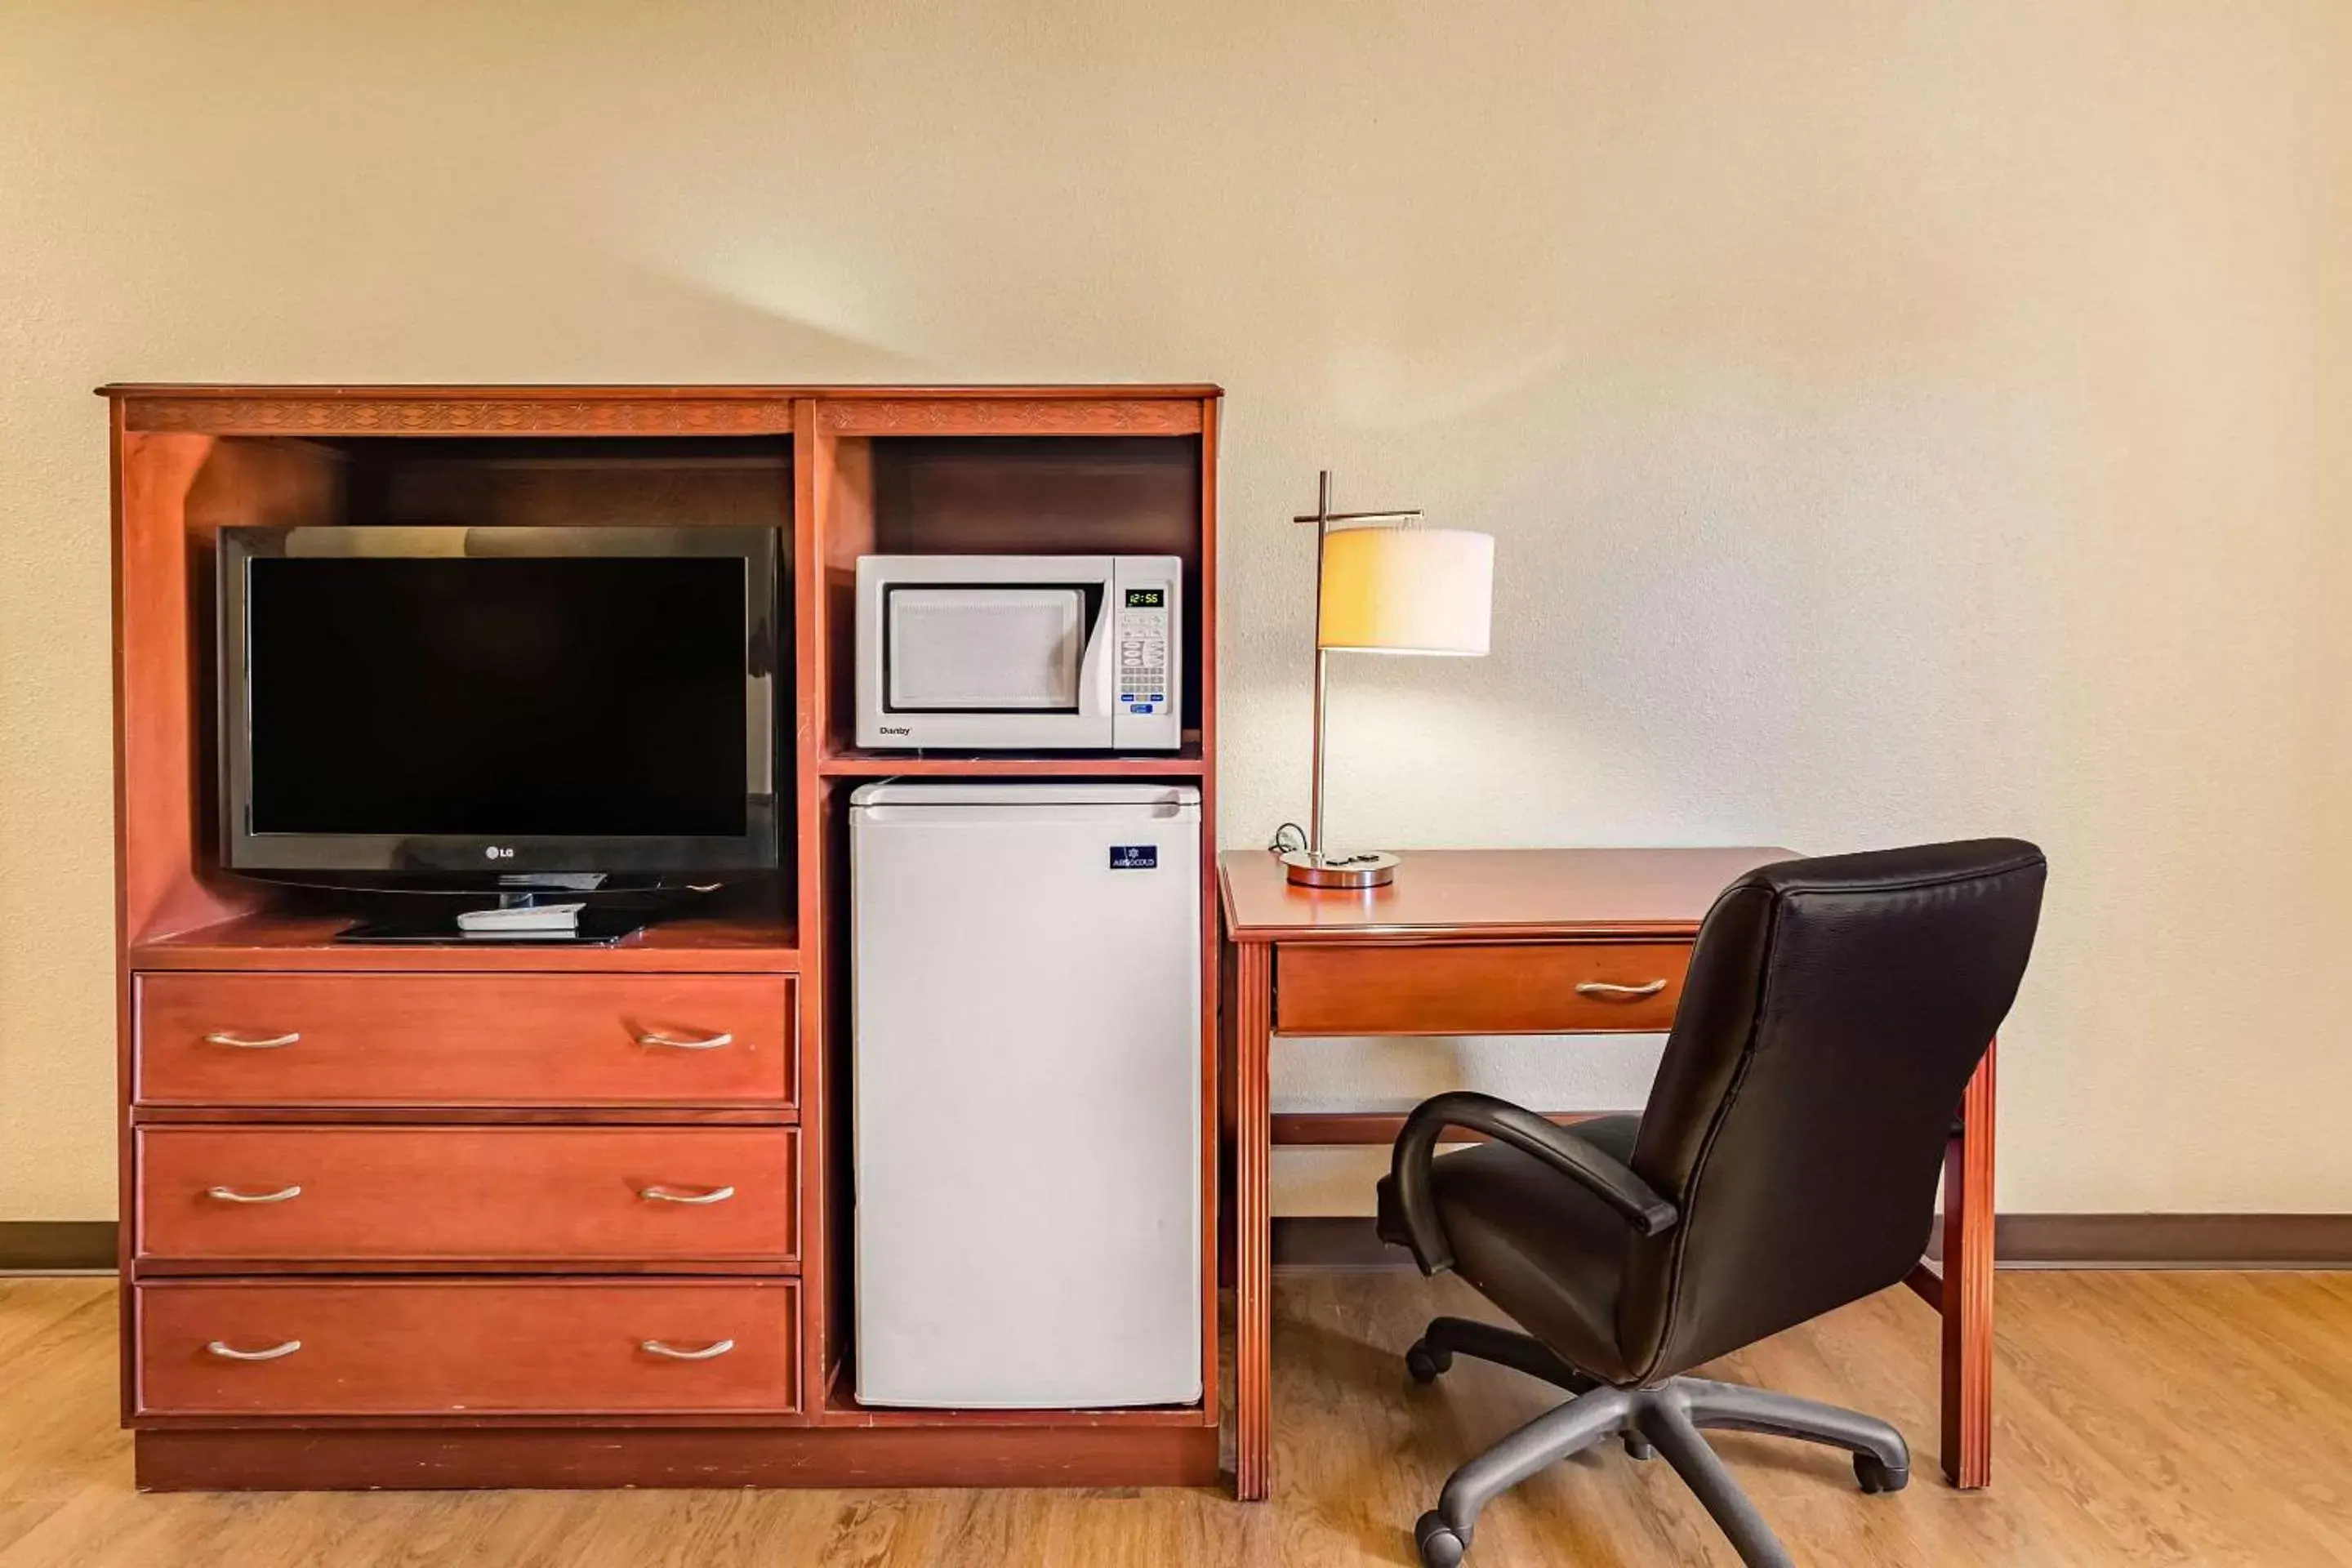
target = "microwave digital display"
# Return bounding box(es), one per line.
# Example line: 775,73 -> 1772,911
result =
1125,588 -> 1165,608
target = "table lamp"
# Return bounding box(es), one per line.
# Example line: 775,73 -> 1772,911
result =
1283,470 -> 1494,889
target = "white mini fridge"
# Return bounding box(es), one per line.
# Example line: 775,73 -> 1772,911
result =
849,782 -> 1202,1408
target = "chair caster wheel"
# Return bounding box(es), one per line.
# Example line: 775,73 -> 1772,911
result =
1855,1454 -> 1909,1494
1405,1342 -> 1451,1383
1623,1432 -> 1655,1461
1414,1511 -> 1468,1567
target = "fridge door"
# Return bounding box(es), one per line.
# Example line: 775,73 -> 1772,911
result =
850,783 -> 1202,1408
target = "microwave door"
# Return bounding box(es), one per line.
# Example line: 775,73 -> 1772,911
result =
886,586 -> 1090,714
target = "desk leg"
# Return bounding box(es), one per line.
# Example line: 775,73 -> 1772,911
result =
1233,941 -> 1274,1502
1940,1040 -> 1998,1490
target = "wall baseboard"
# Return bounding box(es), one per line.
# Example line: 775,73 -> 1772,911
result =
0,1222 -> 115,1273
1948,1213 -> 2352,1271
1276,1214 -> 2352,1272
4,1216 -> 2348,1277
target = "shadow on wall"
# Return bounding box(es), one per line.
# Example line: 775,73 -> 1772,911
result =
281,247 -> 938,385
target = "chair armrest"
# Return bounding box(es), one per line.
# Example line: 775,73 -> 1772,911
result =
1388,1092 -> 1679,1276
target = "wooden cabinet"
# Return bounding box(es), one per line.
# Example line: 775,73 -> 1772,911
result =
106,383 -> 1223,1492
136,973 -> 796,1108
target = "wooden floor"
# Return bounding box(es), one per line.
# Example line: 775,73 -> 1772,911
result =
2,1270 -> 2349,1566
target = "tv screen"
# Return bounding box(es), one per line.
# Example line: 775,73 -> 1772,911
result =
221,528 -> 779,876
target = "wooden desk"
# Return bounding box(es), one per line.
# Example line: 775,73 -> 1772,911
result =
1219,847 -> 1998,1501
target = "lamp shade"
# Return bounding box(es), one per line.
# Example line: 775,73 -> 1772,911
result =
1317,525 -> 1494,654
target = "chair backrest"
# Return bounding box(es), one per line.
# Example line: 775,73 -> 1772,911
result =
1616,840 -> 2045,1382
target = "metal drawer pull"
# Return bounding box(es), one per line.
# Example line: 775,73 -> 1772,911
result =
1575,980 -> 1668,1000
641,1338 -> 735,1361
636,1030 -> 733,1051
205,1184 -> 303,1205
638,1184 -> 736,1205
203,1031 -> 300,1049
205,1339 -> 302,1361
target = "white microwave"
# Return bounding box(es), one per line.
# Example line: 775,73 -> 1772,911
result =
854,555 -> 1183,751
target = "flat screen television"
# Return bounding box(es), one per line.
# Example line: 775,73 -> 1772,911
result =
218,525 -> 782,883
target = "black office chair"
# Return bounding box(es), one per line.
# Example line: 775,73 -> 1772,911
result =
1377,839 -> 2045,1568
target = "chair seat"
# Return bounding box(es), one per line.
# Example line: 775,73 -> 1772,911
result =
1378,1113 -> 1644,1386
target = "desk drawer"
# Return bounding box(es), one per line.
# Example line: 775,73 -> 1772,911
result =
136,1126 -> 796,1267
1276,942 -> 1688,1036
136,1279 -> 799,1417
136,973 -> 794,1109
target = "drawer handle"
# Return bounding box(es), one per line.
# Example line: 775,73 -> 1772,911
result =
205,1339 -> 302,1361
1575,980 -> 1668,1000
637,1030 -> 733,1051
641,1338 -> 735,1361
203,1031 -> 300,1049
205,1184 -> 304,1205
639,1184 -> 736,1205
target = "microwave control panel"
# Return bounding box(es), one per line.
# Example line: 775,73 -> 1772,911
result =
1111,560 -> 1182,750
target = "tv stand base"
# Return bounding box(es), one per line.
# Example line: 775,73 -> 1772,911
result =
134,1424 -> 1223,1491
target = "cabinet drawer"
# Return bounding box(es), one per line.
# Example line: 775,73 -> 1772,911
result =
136,1279 -> 799,1417
137,1126 -> 796,1267
135,973 -> 794,1109
1276,942 -> 1689,1036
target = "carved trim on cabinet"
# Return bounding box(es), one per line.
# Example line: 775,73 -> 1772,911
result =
123,399 -> 799,437
816,399 -> 1202,436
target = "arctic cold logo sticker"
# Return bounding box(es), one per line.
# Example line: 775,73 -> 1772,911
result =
1109,845 -> 1158,870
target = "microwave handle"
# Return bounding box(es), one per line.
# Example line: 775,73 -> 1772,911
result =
1078,585 -> 1112,711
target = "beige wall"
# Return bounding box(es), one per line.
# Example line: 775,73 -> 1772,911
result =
3,2 -> 2349,1221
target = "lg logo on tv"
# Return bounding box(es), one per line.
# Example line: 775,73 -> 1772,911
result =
483,845 -> 516,860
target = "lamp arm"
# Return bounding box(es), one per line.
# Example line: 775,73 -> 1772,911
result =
1307,475 -> 1331,861
1309,644 -> 1328,860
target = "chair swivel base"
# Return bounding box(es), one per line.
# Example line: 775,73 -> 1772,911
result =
1405,1317 -> 1909,1568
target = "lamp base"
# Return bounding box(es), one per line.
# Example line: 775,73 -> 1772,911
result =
1281,849 -> 1400,889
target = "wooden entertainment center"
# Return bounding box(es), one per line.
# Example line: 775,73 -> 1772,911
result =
103,384 -> 1223,1490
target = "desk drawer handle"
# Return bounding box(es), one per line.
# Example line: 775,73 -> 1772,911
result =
206,1339 -> 302,1361
1576,980 -> 1668,1000
639,1184 -> 735,1205
203,1031 -> 300,1049
641,1338 -> 735,1361
637,1030 -> 733,1051
205,1184 -> 303,1205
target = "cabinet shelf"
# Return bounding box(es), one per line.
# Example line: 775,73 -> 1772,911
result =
817,741 -> 1205,778
131,911 -> 799,974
